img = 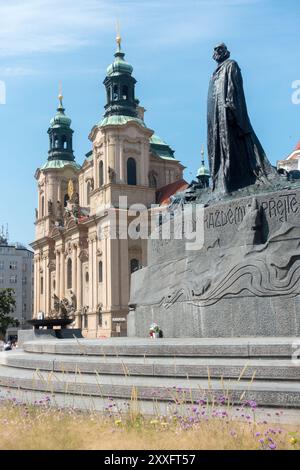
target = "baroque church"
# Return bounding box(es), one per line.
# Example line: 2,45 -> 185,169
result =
31,36 -> 186,337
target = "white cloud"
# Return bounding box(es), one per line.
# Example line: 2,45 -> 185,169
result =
0,66 -> 37,76
0,0 -> 265,57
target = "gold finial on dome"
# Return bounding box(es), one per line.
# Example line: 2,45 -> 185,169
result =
116,20 -> 121,51
58,81 -> 63,107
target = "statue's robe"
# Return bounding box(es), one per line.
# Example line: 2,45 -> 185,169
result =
207,59 -> 275,193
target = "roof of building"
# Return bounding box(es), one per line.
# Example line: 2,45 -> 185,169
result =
156,179 -> 189,206
99,114 -> 146,128
41,160 -> 81,171
150,134 -> 176,160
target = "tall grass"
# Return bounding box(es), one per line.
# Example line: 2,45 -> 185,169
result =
0,394 -> 299,450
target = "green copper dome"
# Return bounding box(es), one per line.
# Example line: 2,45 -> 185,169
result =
107,50 -> 133,77
50,96 -> 72,128
197,162 -> 210,177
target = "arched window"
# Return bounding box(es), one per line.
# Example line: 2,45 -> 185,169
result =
127,158 -> 137,186
98,261 -> 103,283
67,258 -> 72,289
87,181 -> 91,204
64,194 -> 69,207
41,196 -> 45,218
62,136 -> 67,149
99,161 -> 104,187
54,135 -> 59,148
130,258 -> 140,273
113,84 -> 118,101
122,85 -> 128,100
40,276 -> 44,294
85,271 -> 89,283
149,172 -> 158,188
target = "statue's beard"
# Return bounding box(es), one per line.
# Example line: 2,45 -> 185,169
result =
213,50 -> 230,63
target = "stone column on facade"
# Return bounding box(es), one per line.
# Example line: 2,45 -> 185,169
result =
60,250 -> 65,299
55,249 -> 60,297
88,237 -> 93,313
92,237 -> 98,311
33,257 -> 39,317
141,140 -> 149,186
45,253 -> 51,316
119,137 -> 125,183
76,249 -> 82,311
72,243 -> 77,294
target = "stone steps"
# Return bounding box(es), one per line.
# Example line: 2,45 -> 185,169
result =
1,351 -> 300,381
22,336 -> 300,358
0,337 -> 299,412
0,361 -> 300,407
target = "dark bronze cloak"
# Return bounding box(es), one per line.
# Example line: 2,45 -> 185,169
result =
207,59 -> 274,193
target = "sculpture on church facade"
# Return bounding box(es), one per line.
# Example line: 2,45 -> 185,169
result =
207,43 -> 276,194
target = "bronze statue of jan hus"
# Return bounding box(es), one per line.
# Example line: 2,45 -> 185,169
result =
207,43 -> 276,194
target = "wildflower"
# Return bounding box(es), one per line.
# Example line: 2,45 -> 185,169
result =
290,437 -> 298,446
150,419 -> 159,425
268,443 -> 276,450
114,419 -> 122,426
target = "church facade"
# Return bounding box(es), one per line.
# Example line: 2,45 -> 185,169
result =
31,37 -> 185,338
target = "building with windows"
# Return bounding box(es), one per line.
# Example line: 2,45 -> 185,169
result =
0,232 -> 33,336
31,37 -> 186,338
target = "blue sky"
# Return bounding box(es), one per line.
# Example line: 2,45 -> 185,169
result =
0,0 -> 299,247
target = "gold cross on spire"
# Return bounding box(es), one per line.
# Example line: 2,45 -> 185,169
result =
116,19 -> 121,51
58,81 -> 63,107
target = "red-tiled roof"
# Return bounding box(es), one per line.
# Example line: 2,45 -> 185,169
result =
156,179 -> 189,206
295,141 -> 300,151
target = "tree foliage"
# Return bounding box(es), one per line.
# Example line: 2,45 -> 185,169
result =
0,288 -> 19,338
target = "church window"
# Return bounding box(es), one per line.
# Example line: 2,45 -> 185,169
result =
122,85 -> 128,100
62,135 -> 67,149
54,135 -> 59,148
149,172 -> 157,188
98,261 -> 103,283
130,258 -> 140,273
67,258 -> 72,289
99,161 -> 104,186
113,84 -> 119,101
127,158 -> 137,185
84,314 -> 88,328
85,271 -> 89,283
40,276 -> 44,294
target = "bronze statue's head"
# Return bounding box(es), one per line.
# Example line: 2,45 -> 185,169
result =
213,43 -> 230,63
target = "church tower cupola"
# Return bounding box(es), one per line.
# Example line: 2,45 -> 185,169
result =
47,93 -> 75,162
103,35 -> 138,119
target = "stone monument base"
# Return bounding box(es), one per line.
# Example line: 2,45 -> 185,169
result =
129,185 -> 300,338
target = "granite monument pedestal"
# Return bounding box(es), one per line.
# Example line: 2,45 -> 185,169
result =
129,184 -> 300,337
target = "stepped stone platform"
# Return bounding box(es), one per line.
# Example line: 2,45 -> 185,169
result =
1,337 -> 300,419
